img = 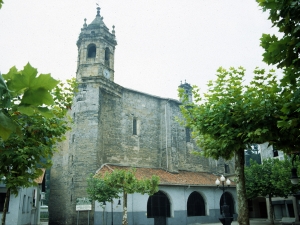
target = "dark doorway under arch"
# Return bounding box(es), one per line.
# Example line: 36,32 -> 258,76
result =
220,192 -> 234,216
187,191 -> 205,216
147,191 -> 170,225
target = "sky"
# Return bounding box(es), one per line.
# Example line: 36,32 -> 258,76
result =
0,0 -> 278,100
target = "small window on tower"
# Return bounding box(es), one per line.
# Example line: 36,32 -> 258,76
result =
87,44 -> 96,58
105,47 -> 110,66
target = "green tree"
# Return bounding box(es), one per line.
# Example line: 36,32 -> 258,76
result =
88,168 -> 159,225
256,0 -> 300,154
257,0 -> 300,86
87,174 -> 119,225
245,158 -> 300,225
179,67 -> 282,225
0,63 -> 75,225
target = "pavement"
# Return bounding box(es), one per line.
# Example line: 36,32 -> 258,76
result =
201,218 -> 281,225
40,219 -> 281,225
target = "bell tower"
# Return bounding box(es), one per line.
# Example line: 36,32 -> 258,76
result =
76,7 -> 117,82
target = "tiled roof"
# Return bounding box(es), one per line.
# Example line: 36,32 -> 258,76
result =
35,168 -> 46,184
95,164 -> 234,187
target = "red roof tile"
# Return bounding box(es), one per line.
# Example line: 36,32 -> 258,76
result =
95,164 -> 234,187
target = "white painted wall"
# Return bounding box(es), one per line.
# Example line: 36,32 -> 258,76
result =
0,184 -> 42,225
94,185 -> 237,217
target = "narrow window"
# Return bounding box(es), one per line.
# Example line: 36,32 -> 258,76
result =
225,164 -> 230,174
186,128 -> 190,142
27,196 -> 30,212
133,118 -> 137,135
22,195 -> 26,213
32,189 -> 36,207
273,149 -> 279,157
0,193 -> 9,212
105,47 -> 110,66
87,44 -> 96,58
248,199 -> 253,212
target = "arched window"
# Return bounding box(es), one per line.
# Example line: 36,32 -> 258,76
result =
87,44 -> 96,58
187,191 -> 205,216
220,192 -> 234,216
105,47 -> 110,66
147,191 -> 170,218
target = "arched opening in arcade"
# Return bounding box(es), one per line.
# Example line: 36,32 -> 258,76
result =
220,192 -> 235,216
147,191 -> 171,225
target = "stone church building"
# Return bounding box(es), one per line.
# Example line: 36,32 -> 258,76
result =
49,7 -> 237,225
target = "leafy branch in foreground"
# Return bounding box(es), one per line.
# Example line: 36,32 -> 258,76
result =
0,63 -> 75,225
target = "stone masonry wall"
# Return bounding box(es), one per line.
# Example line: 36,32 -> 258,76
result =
50,79 -> 235,225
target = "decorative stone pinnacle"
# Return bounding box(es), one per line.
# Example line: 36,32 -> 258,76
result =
97,7 -> 100,16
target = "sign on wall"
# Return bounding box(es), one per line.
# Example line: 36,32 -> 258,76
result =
76,197 -> 92,211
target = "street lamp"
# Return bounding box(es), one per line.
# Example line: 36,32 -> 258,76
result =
215,175 -> 233,225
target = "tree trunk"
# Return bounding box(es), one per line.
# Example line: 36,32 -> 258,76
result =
268,195 -> 275,225
235,150 -> 250,225
1,188 -> 10,225
102,206 -> 105,225
122,191 -> 128,225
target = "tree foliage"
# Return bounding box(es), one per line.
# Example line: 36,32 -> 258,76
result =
1,63 -> 59,140
275,86 -> 300,151
256,0 -> 300,157
257,0 -> 300,85
179,67 -> 282,159
245,157 -> 300,224
88,168 -> 159,225
179,67 -> 283,225
0,63 -> 75,225
87,174 -> 119,203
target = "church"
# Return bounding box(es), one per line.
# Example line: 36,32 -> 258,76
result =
49,7 -> 237,225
